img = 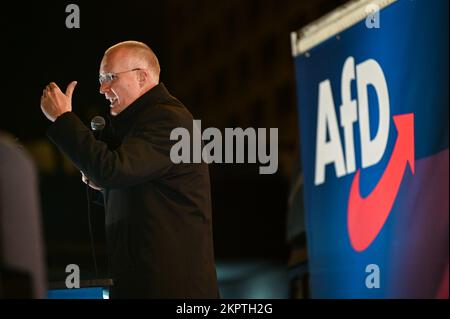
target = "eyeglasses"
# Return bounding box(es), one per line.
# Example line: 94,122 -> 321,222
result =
99,68 -> 142,85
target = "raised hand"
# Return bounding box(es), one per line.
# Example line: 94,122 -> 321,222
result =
40,81 -> 77,122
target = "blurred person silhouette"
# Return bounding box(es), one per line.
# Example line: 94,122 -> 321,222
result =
0,132 -> 46,298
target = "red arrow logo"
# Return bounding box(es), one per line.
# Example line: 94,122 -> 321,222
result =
347,113 -> 415,252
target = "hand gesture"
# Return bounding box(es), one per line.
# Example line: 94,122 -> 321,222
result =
40,81 -> 77,122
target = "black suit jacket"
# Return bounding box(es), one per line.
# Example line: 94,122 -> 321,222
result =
47,83 -> 219,298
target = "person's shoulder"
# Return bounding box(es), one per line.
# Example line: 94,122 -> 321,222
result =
138,99 -> 194,130
0,133 -> 35,175
0,133 -> 38,202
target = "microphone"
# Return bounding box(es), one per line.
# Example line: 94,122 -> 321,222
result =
90,116 -> 105,138
86,115 -> 105,279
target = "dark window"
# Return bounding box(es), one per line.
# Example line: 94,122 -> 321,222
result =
214,69 -> 227,99
276,83 -> 295,119
238,54 -> 251,85
262,36 -> 278,71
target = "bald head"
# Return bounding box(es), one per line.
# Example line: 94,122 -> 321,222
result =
104,41 -> 160,84
99,41 -> 161,116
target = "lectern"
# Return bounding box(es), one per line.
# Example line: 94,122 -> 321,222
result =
47,279 -> 113,299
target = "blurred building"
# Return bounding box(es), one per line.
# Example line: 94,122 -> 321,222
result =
165,0 -> 346,178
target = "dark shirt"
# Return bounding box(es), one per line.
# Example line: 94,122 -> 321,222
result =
47,83 -> 219,298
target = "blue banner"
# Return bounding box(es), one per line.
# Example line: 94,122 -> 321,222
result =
293,0 -> 448,298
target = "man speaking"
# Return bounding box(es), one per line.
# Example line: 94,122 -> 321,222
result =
40,41 -> 219,298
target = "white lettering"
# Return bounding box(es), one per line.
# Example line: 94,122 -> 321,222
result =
169,121 -> 278,174
356,59 -> 390,168
314,80 -> 346,185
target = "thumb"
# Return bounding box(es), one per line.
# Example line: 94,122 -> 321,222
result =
65,81 -> 78,99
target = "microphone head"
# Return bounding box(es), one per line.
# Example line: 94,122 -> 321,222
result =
90,116 -> 106,131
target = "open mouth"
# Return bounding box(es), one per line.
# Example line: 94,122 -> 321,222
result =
108,97 -> 118,107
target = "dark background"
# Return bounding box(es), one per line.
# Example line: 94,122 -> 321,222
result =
0,0 -> 345,287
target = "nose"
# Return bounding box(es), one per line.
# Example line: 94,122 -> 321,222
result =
99,81 -> 110,94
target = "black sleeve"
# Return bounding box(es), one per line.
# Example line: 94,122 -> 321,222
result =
47,110 -> 175,189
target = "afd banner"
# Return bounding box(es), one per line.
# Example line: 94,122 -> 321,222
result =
291,0 -> 448,298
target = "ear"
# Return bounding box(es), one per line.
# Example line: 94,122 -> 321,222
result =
137,69 -> 148,88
